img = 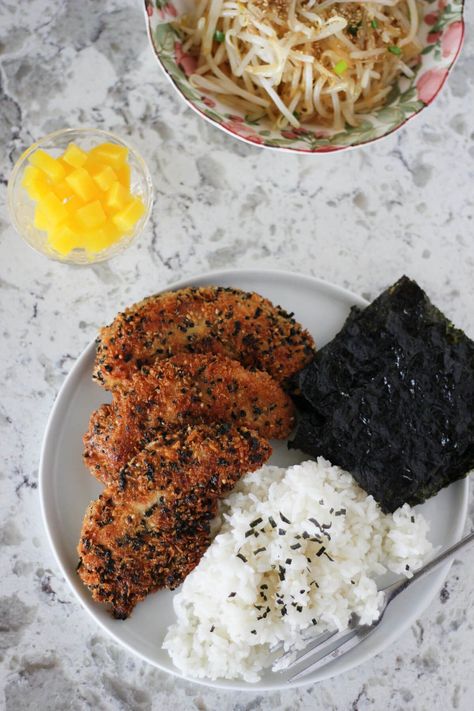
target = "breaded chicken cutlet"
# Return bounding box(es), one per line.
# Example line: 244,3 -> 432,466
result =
84,354 -> 294,485
77,424 -> 271,619
93,286 -> 315,390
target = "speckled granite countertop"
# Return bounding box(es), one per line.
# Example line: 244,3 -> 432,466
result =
1,1 -> 473,709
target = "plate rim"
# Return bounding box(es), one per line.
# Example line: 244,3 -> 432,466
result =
39,268 -> 469,691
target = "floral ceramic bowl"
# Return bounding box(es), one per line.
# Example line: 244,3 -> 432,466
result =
144,0 -> 464,153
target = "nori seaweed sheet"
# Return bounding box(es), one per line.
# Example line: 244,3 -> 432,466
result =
291,276 -> 474,513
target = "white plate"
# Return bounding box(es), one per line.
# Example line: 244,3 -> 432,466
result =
39,269 -> 468,690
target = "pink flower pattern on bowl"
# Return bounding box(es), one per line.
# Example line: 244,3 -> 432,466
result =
417,68 -> 449,104
441,20 -> 463,58
144,0 -> 464,153
174,42 -> 198,77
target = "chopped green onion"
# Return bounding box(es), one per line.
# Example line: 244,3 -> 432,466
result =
370,19 -> 378,29
388,45 -> 402,55
214,30 -> 225,42
334,60 -> 348,76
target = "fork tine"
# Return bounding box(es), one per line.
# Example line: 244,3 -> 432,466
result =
288,626 -> 374,682
271,622 -> 341,658
273,627 -> 339,671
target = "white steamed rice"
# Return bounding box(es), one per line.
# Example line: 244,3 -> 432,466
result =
163,458 -> 432,682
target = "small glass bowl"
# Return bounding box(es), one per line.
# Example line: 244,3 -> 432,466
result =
7,128 -> 154,264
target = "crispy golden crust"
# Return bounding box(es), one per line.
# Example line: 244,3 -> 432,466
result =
93,286 -> 315,390
77,424 -> 271,619
84,354 -> 294,485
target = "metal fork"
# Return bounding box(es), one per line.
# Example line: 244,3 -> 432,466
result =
273,530 -> 474,681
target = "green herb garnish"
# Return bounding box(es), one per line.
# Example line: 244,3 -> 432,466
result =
388,45 -> 402,55
214,30 -> 225,42
370,19 -> 378,29
334,60 -> 348,76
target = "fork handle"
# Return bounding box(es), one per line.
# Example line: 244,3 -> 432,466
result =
387,529 -> 474,602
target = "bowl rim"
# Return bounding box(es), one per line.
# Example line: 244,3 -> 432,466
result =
143,1 -> 465,154
7,126 -> 154,264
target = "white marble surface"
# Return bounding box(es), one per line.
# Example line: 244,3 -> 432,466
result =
1,1 -> 473,709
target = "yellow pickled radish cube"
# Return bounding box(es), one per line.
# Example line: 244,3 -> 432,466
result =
76,200 -> 107,229
54,180 -> 72,201
89,142 -> 128,170
65,167 -> 97,202
65,194 -> 84,215
33,207 -> 50,231
21,165 -> 43,187
29,149 -> 66,182
102,220 -> 121,244
83,155 -> 103,174
105,181 -> 130,212
112,197 -> 145,232
58,158 -> 73,176
48,221 -> 83,255
62,143 -> 87,169
84,222 -> 119,253
91,164 -> 118,192
38,191 -> 68,226
86,220 -> 120,250
116,163 -> 131,189
24,175 -> 51,202
84,228 -> 108,254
